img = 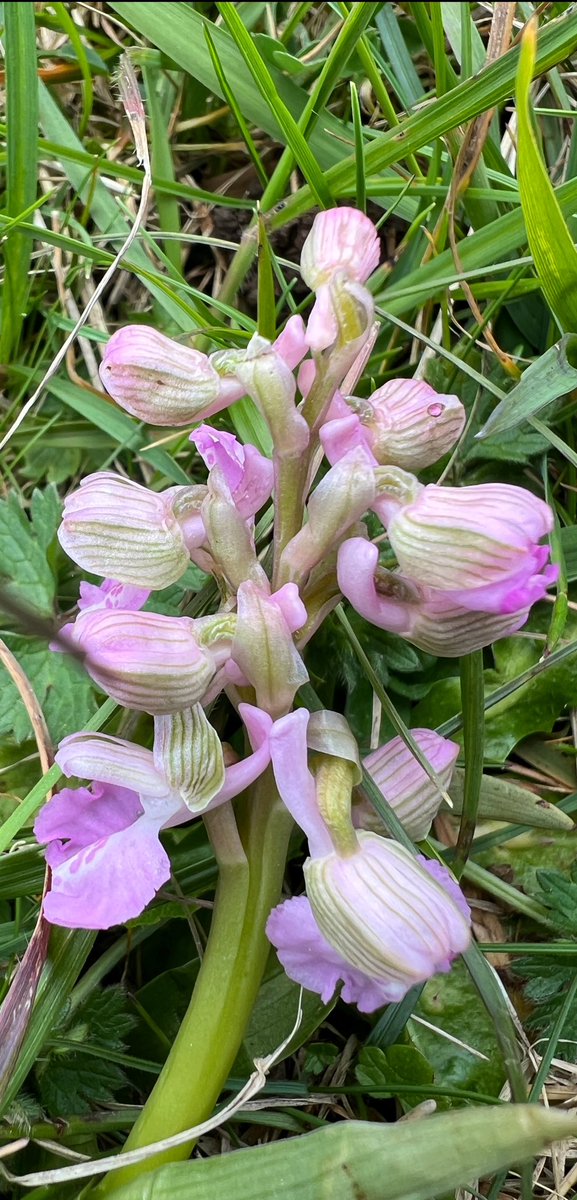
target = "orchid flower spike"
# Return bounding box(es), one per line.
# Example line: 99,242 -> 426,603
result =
266,711 -> 470,1012
35,704 -> 273,929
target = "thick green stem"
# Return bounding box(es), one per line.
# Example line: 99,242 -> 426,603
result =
272,454 -> 309,589
272,364 -> 341,588
95,777 -> 292,1196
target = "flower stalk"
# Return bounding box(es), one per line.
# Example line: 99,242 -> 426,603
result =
95,771 -> 292,1194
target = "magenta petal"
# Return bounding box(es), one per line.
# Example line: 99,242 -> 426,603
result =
43,817 -> 171,930
78,579 -> 150,613
211,704 -> 272,806
191,426 -> 245,491
234,444 -> 274,518
269,711 -> 333,856
35,783 -> 142,855
270,583 -> 307,633
337,539 -> 413,634
274,314 -> 308,369
266,896 -> 390,1013
320,414 -> 374,466
306,285 -> 338,353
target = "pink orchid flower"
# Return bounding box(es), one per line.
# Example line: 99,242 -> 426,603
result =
36,705 -> 272,929
266,711 -> 470,1012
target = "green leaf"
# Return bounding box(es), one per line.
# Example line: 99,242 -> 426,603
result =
304,1042 -> 339,1076
215,3 -> 333,208
411,961 -> 504,1100
108,1105 -> 577,1200
0,634 -> 97,744
465,424 -> 549,465
36,988 -> 136,1116
449,768 -> 574,831
516,20 -> 577,331
560,525 -> 577,581
0,928 -> 96,1117
0,1 -> 38,360
357,1043 -> 434,1110
0,492 -> 57,620
271,9 -> 577,226
534,862 -> 577,934
29,484 -> 63,553
478,334 -> 577,439
23,443 -> 81,485
235,968 -> 333,1075
415,633 -> 577,762
37,1053 -> 127,1117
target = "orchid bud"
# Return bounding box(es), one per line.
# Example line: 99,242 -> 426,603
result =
337,537 -> 535,656
99,326 -> 243,426
300,208 -> 380,293
58,472 -> 206,590
190,425 -> 273,518
387,483 -> 557,614
297,206 -> 380,383
306,274 -> 375,364
233,337 -> 309,457
201,469 -> 269,594
321,380 -> 466,471
280,448 -> 376,582
356,730 -> 460,841
70,607 -> 232,714
361,380 -> 465,469
231,582 -> 308,718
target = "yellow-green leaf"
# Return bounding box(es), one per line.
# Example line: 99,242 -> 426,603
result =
517,20 -> 577,330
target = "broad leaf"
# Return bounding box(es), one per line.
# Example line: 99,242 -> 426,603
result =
478,335 -> 577,440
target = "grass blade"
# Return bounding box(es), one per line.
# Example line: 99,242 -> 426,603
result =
203,27 -> 269,190
349,83 -> 366,214
270,9 -> 577,225
1,1 -> 38,361
454,651 -> 485,877
516,19 -> 577,331
215,2 -> 333,208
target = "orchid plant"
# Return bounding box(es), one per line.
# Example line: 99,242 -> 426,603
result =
35,208 -> 557,1187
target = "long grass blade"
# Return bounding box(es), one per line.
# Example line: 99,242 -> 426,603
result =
516,19 -> 577,331
215,2 -> 333,208
1,2 -> 38,361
